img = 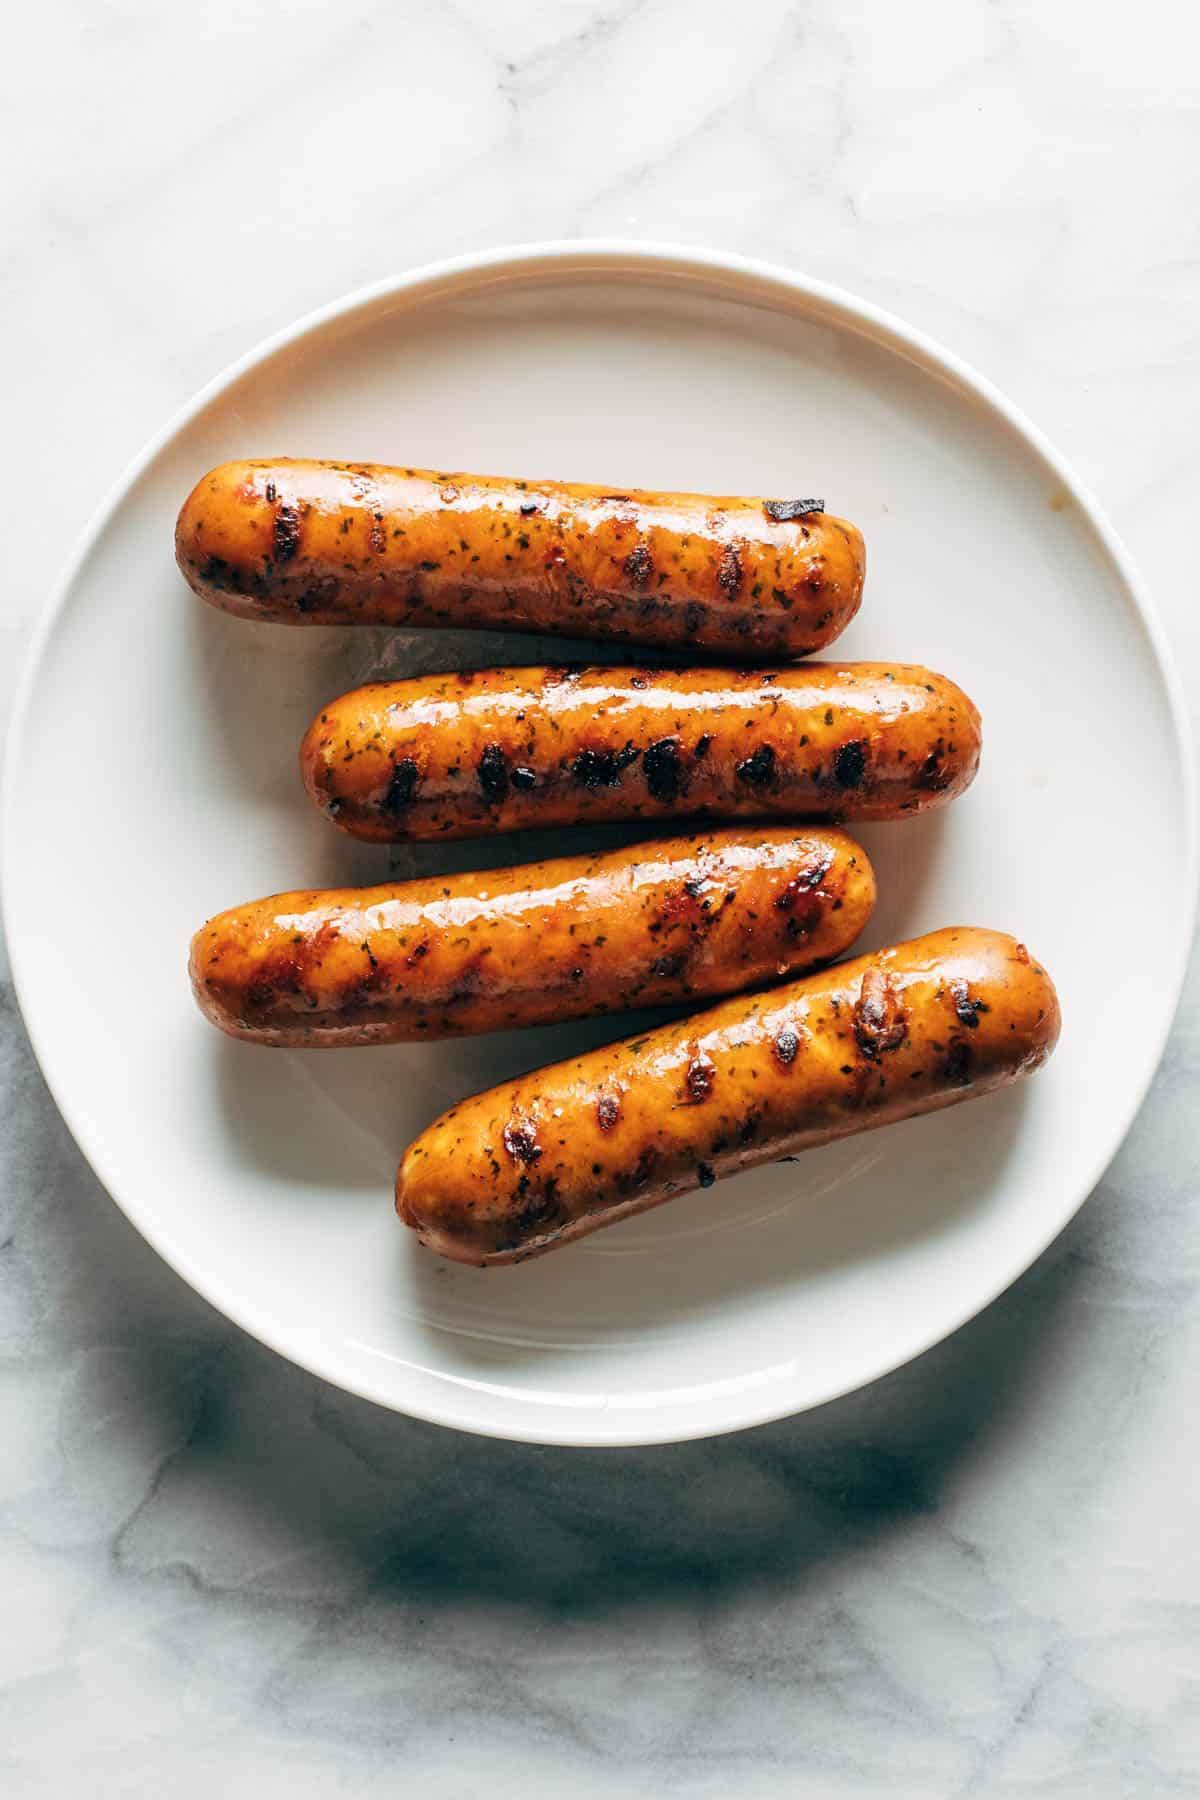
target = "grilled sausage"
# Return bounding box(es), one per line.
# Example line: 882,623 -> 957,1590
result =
396,928 -> 1059,1264
302,662 -> 981,843
175,460 -> 864,659
189,826 -> 875,1046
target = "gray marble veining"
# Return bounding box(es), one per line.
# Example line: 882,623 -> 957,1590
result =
2,1 -> 1199,1793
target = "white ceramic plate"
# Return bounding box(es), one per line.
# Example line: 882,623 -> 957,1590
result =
5,245 -> 1195,1446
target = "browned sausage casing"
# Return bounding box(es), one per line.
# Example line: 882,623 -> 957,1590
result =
189,826 -> 875,1046
396,928 -> 1060,1265
302,662 -> 981,842
175,460 -> 864,659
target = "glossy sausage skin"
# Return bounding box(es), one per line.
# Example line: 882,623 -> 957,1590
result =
189,826 -> 875,1046
302,662 -> 981,843
176,460 -> 864,659
396,928 -> 1059,1265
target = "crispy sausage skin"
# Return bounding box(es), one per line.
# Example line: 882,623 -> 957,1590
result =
302,663 -> 981,843
189,826 -> 875,1046
175,460 -> 864,659
396,928 -> 1059,1265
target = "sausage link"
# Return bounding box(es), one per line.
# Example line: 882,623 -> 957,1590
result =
176,460 -> 863,659
302,662 -> 981,842
396,928 -> 1060,1264
189,826 -> 874,1046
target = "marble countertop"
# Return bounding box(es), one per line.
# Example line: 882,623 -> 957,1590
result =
3,2 -> 1199,1793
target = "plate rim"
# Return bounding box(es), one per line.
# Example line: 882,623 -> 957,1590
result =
4,239 -> 1196,1447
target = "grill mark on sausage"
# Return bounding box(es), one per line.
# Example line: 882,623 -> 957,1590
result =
642,737 -> 682,802
717,542 -> 743,596
833,740 -> 868,789
572,744 -> 639,788
853,967 -> 908,1059
477,743 -> 509,803
774,845 -> 835,924
775,887 -> 825,938
949,978 -> 989,1029
383,759 -> 420,815
736,745 -> 776,787
684,1056 -> 716,1103
624,543 -> 653,588
596,1093 -> 621,1132
502,1120 -> 542,1164
273,505 -> 301,563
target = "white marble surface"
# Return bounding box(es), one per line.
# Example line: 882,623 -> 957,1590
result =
3,1 -> 1199,1792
